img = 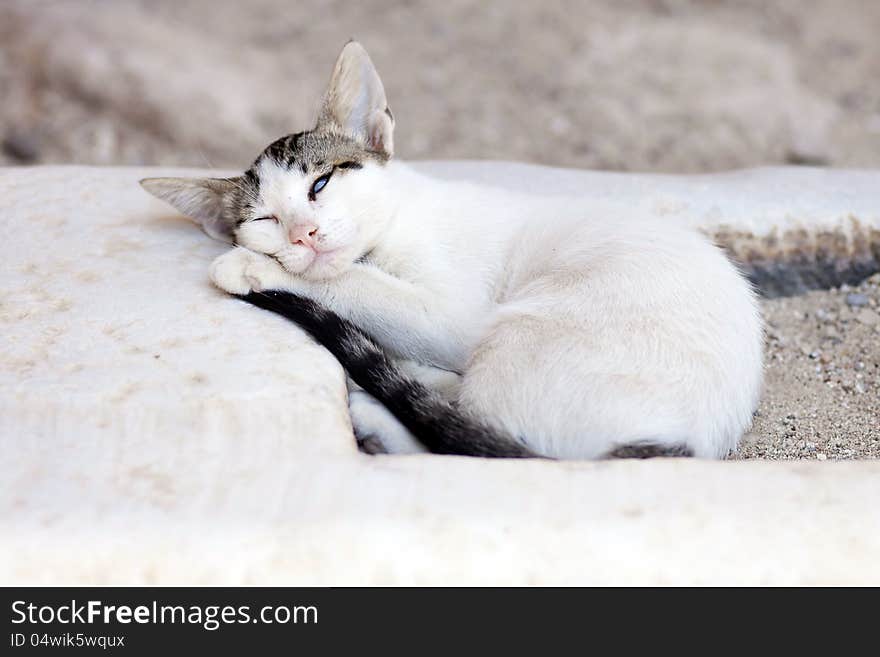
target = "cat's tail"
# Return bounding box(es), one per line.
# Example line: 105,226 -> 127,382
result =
239,290 -> 539,458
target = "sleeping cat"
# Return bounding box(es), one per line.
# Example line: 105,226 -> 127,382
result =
141,41 -> 764,459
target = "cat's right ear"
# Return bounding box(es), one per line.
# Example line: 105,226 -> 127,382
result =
139,177 -> 240,242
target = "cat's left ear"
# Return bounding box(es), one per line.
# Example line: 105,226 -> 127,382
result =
140,177 -> 240,242
317,41 -> 394,158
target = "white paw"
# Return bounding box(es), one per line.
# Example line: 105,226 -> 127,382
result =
349,390 -> 428,455
209,247 -> 274,295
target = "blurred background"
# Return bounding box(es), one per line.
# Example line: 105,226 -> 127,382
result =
1,0 -> 878,172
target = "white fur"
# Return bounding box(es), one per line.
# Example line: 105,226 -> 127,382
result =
348,389 -> 428,455
207,42 -> 765,459
213,158 -> 764,459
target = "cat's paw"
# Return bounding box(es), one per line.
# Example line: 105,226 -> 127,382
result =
210,247 -> 276,295
349,390 -> 428,455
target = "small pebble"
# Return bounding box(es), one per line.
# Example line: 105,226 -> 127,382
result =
816,453 -> 827,461
856,308 -> 880,325
846,293 -> 869,307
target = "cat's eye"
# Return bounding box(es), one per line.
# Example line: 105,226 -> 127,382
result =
254,215 -> 279,223
309,172 -> 332,200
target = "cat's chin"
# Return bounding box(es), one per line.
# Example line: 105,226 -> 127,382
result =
278,247 -> 354,281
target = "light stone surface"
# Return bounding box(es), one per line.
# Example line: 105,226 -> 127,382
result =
1,164 -> 879,585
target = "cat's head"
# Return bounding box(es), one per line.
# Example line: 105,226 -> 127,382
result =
141,41 -> 396,280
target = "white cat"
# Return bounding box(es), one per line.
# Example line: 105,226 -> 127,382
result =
142,41 -> 764,459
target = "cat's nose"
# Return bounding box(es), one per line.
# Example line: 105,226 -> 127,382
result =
288,224 -> 319,249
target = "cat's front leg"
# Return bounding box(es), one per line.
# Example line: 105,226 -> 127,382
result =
211,247 -> 470,369
210,246 -> 323,297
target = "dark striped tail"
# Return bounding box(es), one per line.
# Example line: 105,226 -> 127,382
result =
239,290 -> 538,458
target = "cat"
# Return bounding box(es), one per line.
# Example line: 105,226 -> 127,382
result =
141,41 -> 764,459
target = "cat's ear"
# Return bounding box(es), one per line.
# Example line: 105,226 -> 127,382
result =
317,41 -> 394,158
140,177 -> 240,242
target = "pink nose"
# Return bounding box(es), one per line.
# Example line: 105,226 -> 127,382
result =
288,224 -> 318,248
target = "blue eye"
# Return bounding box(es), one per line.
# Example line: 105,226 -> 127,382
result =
310,173 -> 331,199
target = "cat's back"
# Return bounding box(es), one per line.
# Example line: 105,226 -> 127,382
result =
395,162 -> 763,457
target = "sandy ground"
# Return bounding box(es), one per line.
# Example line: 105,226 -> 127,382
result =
739,275 -> 880,459
1,0 -> 878,460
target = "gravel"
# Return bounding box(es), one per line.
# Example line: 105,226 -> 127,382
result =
734,273 -> 880,460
